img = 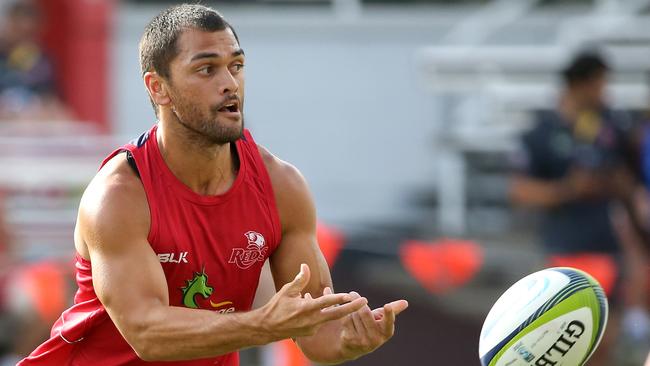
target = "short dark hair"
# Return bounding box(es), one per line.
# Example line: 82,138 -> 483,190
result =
562,50 -> 610,86
139,4 -> 239,80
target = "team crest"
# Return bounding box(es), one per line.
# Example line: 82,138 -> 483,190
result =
180,270 -> 213,309
244,231 -> 265,248
180,269 -> 235,313
229,231 -> 268,269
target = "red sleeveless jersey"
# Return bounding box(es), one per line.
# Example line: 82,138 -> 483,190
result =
20,125 -> 282,365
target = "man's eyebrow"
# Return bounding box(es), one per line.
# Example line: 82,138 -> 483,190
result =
190,48 -> 245,62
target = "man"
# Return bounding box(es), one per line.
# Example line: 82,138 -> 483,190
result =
0,0 -> 70,121
510,51 -> 642,366
19,4 -> 407,365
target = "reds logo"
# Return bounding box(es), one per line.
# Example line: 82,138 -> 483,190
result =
244,231 -> 265,248
228,231 -> 268,269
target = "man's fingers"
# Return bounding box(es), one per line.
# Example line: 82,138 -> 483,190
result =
351,311 -> 365,335
380,304 -> 395,336
310,290 -> 363,310
386,300 -> 409,316
358,305 -> 376,332
371,307 -> 384,321
320,297 -> 367,321
372,300 -> 409,320
285,263 -> 311,296
310,293 -> 353,310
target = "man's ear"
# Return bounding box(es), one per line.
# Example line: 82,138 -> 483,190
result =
144,71 -> 172,107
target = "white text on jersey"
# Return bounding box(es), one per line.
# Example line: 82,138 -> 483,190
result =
158,252 -> 189,264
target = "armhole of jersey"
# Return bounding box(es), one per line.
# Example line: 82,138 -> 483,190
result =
126,151 -> 140,178
243,130 -> 283,249
109,147 -> 159,245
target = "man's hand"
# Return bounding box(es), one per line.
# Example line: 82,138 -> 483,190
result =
259,264 -> 368,342
562,168 -> 606,200
334,288 -> 408,360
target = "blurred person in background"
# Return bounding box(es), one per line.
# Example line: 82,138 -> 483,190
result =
509,50 -> 649,366
606,69 -> 650,364
0,1 -> 89,361
0,0 -> 70,121
631,71 -> 650,366
0,190 -> 14,366
0,191 -> 11,271
19,4 -> 407,365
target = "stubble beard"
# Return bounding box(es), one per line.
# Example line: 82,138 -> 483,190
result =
170,92 -> 244,146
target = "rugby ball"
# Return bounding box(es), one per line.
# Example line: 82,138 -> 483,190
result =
479,267 -> 608,366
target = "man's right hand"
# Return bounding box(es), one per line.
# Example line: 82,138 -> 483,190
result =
562,168 -> 605,200
259,263 -> 367,341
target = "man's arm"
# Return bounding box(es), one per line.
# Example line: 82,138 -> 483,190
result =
510,169 -> 606,209
76,154 -> 366,362
261,147 -> 408,364
509,127 -> 602,209
510,174 -> 572,208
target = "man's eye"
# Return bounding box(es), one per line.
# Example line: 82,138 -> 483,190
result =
198,66 -> 213,75
232,63 -> 245,72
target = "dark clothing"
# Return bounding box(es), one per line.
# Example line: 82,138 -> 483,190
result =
515,108 -> 630,254
0,41 -> 55,113
642,122 -> 650,190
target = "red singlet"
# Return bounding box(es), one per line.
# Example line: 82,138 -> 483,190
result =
20,125 -> 281,365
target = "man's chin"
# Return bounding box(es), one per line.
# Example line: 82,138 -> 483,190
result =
206,124 -> 244,145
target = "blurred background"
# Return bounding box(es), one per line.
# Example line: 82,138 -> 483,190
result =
1,0 -> 650,365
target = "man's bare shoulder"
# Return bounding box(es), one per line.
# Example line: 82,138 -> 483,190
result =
255,144 -> 316,233
83,153 -> 147,214
77,153 -> 150,254
256,144 -> 308,197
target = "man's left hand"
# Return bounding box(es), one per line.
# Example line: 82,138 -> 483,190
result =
322,288 -> 408,360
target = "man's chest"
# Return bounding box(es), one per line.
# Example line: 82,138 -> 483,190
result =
151,205 -> 277,312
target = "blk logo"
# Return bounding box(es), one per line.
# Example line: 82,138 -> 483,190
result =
158,252 -> 189,264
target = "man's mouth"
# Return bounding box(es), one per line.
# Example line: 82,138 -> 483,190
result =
217,100 -> 240,114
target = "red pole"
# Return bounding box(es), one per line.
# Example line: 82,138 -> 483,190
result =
39,0 -> 114,132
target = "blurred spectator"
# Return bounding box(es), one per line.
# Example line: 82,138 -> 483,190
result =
509,50 -> 647,366
0,0 -> 71,121
0,3 -> 75,361
0,1 -> 73,356
641,73 -> 650,193
627,72 -> 650,366
0,191 -> 10,270
0,189 -> 15,366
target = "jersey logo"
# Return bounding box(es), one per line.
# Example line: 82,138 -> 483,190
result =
181,270 -> 213,308
180,270 -> 235,313
245,231 -> 265,248
228,231 -> 268,270
158,252 -> 188,263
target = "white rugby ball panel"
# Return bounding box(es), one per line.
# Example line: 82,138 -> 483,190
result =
479,267 -> 608,366
479,269 -> 570,356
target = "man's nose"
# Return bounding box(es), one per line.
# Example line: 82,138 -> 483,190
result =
218,69 -> 239,95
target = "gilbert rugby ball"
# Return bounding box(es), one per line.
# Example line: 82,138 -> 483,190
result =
479,267 -> 608,366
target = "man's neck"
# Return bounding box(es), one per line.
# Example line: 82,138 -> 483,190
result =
559,92 -> 583,125
156,117 -> 238,196
559,91 -> 601,125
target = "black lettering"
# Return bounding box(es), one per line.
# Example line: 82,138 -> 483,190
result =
535,354 -> 557,366
565,320 -> 585,339
547,334 -> 576,357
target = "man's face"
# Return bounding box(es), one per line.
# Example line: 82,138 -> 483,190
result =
578,73 -> 607,109
5,2 -> 40,45
165,27 -> 245,145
